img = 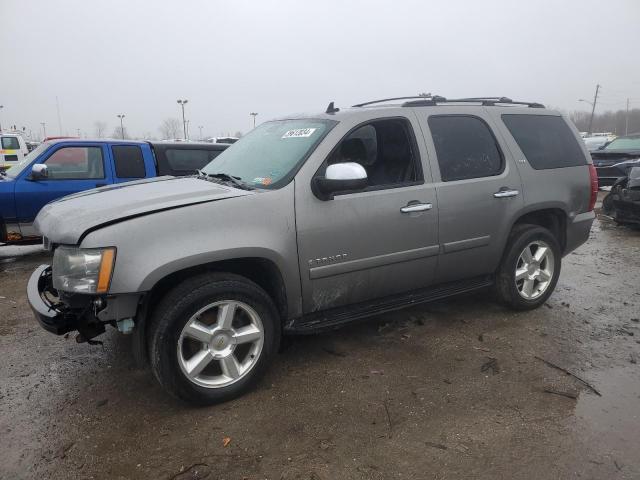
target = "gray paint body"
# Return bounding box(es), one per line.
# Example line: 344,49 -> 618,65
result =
34,104 -> 595,323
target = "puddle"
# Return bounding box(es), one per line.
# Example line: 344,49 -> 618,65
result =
575,367 -> 640,468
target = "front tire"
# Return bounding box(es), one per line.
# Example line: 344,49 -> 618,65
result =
148,272 -> 280,405
495,224 -> 562,310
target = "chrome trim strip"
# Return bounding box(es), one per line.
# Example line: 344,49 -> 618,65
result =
442,235 -> 490,254
309,245 -> 440,280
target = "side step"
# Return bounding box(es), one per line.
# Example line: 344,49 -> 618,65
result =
286,275 -> 493,334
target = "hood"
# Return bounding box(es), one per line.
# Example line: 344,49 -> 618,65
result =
35,176 -> 253,244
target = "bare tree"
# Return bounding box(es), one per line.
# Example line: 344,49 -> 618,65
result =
159,118 -> 181,139
94,121 -> 107,138
111,126 -> 129,139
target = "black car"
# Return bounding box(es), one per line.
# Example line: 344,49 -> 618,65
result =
151,142 -> 229,176
591,133 -> 640,187
602,165 -> 640,225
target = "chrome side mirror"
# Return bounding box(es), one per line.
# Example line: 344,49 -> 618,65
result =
31,164 -> 48,180
314,162 -> 368,200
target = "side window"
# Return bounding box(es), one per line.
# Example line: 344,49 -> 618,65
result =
502,114 -> 586,169
44,146 -> 105,179
1,137 -> 20,149
428,116 -> 503,182
112,145 -> 146,178
327,118 -> 421,188
165,149 -> 222,174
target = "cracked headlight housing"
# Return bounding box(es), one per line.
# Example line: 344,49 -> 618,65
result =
52,246 -> 116,294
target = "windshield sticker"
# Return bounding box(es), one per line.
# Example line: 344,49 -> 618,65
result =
282,128 -> 317,139
252,177 -> 273,186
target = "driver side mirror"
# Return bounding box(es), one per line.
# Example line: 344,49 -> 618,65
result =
313,162 -> 368,200
30,164 -> 48,180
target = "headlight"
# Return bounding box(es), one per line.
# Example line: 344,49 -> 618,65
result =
52,246 -> 116,294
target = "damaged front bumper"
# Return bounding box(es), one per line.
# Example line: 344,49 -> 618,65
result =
28,264 -> 142,340
604,189 -> 640,225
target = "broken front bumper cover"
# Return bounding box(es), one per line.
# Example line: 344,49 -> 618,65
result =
28,264 -> 80,335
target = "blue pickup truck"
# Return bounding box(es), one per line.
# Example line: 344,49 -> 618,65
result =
0,138 -> 228,243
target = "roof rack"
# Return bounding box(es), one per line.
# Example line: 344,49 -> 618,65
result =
352,95 -> 544,109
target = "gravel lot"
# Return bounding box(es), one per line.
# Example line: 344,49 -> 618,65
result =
1,208 -> 639,480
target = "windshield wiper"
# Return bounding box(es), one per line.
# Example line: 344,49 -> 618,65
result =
197,171 -> 254,190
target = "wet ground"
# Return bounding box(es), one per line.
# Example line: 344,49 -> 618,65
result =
1,210 -> 639,479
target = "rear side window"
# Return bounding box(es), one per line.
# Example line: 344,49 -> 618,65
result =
2,137 -> 20,149
502,114 -> 586,169
112,145 -> 146,178
428,116 -> 503,181
165,149 -> 222,174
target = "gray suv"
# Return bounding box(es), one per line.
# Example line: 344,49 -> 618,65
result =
28,96 -> 598,404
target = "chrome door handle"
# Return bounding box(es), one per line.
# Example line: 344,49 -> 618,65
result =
493,189 -> 519,198
401,203 -> 433,213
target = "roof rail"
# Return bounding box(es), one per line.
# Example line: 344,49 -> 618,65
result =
401,96 -> 544,108
351,95 -> 544,109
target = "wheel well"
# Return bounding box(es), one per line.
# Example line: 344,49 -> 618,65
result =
513,209 -> 567,252
145,257 -> 288,322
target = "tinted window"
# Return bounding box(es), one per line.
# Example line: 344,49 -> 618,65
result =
327,118 -> 421,188
502,114 -> 586,169
166,149 -> 223,174
112,145 -> 146,178
2,137 -> 20,149
428,116 -> 503,181
44,146 -> 104,179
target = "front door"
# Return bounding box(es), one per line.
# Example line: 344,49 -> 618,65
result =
295,116 -> 439,313
416,109 -> 524,283
14,144 -> 110,235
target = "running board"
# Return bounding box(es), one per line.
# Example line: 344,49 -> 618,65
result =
286,275 -> 493,334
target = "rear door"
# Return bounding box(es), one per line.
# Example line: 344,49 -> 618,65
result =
415,107 -> 524,283
14,143 -> 111,234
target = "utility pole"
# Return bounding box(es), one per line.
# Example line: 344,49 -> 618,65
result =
250,112 -> 258,128
177,99 -> 188,140
625,98 -> 630,135
41,122 -> 46,139
117,114 -> 125,139
587,84 -> 600,135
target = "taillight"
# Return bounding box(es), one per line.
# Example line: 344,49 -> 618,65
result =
588,164 -> 598,211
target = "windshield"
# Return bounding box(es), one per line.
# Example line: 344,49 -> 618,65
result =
604,136 -> 640,151
4,143 -> 49,177
202,119 -> 336,188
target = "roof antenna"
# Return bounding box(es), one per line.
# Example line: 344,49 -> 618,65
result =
326,101 -> 340,114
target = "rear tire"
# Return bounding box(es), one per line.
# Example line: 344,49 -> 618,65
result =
495,224 -> 561,310
148,272 -> 280,405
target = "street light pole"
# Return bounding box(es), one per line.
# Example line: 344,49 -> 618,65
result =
41,122 -> 46,139
625,98 -> 630,135
177,99 -> 188,140
117,114 -> 125,139
198,125 -> 203,140
250,112 -> 258,128
0,105 -> 3,132
586,84 -> 600,135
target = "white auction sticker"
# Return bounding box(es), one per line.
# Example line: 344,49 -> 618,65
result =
282,128 -> 317,139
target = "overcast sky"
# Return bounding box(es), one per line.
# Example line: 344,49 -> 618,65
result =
1,0 -> 639,139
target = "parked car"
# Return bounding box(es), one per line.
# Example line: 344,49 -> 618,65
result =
0,133 -> 30,169
602,164 -> 640,225
28,96 -> 596,404
0,139 -> 228,243
583,135 -> 612,152
207,136 -> 239,144
591,133 -> 640,186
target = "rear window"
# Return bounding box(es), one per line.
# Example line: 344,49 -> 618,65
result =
165,148 -> 222,174
502,115 -> 586,169
428,115 -> 503,181
112,145 -> 146,178
2,137 -> 20,150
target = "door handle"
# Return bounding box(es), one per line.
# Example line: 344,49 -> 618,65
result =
493,189 -> 519,198
400,202 -> 433,213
